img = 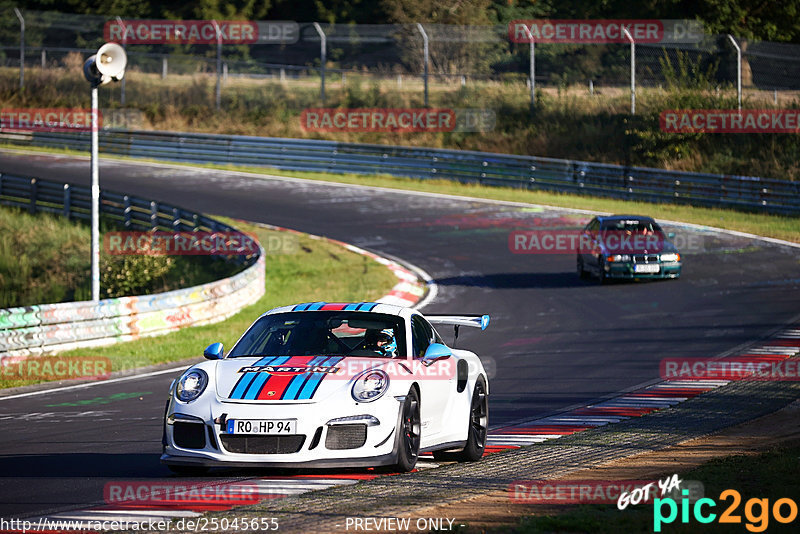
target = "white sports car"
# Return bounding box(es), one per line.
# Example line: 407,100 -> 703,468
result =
161,302 -> 490,474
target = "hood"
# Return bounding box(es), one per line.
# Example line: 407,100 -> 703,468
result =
598,233 -> 677,255
215,355 -> 398,403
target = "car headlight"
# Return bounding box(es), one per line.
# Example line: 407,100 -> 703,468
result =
607,254 -> 631,262
351,369 -> 389,403
175,369 -> 208,402
660,253 -> 680,262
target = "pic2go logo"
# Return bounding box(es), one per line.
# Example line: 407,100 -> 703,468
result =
654,489 -> 798,532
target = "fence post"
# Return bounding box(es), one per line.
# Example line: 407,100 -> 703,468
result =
14,8 -> 24,90
623,28 -> 635,115
312,23 -> 326,104
416,23 -> 429,107
116,17 -> 127,106
727,34 -> 742,111
212,20 -> 222,110
522,25 -> 535,112
161,55 -> 168,79
41,48 -> 45,69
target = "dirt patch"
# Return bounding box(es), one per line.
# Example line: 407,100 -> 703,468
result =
400,399 -> 800,532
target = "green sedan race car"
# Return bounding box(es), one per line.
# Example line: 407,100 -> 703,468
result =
576,215 -> 682,283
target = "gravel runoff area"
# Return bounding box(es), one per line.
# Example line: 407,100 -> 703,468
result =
195,360 -> 800,533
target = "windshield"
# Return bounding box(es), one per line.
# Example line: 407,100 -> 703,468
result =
227,311 -> 406,358
600,219 -> 663,235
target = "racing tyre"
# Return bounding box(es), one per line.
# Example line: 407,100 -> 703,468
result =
577,257 -> 589,280
394,388 -> 421,472
433,377 -> 488,462
598,260 -> 609,285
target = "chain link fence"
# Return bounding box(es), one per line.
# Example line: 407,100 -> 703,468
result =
1,10 -> 799,109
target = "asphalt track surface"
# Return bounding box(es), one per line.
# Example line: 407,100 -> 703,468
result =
0,151 -> 799,520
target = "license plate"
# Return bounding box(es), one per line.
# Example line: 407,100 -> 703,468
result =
226,419 -> 297,435
634,264 -> 660,273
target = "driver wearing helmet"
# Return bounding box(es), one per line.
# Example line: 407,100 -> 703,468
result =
364,328 -> 398,357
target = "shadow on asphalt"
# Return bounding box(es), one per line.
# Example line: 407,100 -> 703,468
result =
0,453 -> 166,477
432,272 -> 590,289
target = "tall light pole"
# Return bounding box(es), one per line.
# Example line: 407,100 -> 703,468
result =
83,42 -> 127,301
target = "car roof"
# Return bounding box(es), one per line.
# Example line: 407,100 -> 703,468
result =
597,214 -> 656,222
262,302 -> 408,318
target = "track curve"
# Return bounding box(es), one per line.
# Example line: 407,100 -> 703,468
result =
0,151 -> 798,519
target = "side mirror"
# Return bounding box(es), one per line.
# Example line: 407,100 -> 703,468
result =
422,343 -> 452,365
204,342 -> 224,360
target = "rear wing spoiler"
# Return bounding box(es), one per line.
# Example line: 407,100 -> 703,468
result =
426,315 -> 490,331
425,314 -> 490,347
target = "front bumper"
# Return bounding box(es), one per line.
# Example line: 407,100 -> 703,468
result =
605,261 -> 681,279
161,395 -> 404,468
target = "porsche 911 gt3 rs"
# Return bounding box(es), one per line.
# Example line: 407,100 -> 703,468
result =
161,302 -> 490,473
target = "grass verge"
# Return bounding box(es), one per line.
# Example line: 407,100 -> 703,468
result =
513,442 -> 800,533
0,205 -> 239,307
0,219 -> 399,389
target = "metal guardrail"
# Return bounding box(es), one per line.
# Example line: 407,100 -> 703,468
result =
0,173 -> 265,358
1,129 -> 797,215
